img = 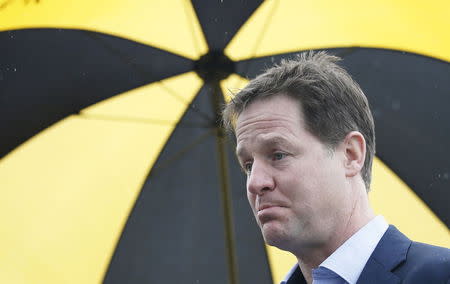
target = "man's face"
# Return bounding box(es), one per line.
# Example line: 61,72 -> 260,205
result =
235,94 -> 354,253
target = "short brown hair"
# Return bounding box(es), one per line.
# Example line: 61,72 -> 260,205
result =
222,51 -> 375,190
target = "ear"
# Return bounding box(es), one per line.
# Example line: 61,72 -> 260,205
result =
342,131 -> 366,178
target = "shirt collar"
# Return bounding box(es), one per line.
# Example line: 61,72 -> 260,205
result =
280,263 -> 301,284
280,216 -> 389,284
317,215 -> 389,283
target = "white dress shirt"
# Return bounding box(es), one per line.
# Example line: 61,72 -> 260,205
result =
281,216 -> 389,284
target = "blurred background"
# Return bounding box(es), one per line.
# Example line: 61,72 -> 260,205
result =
1,0 -> 449,283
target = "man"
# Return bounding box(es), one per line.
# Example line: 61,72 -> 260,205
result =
222,52 -> 450,284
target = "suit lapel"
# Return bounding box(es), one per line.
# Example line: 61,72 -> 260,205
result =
357,225 -> 411,284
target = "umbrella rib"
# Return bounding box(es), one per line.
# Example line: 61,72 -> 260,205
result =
158,82 -> 215,123
182,0 -> 203,57
81,31 -> 167,84
233,0 -> 280,79
77,112 -> 213,128
210,82 -> 239,284
235,48 -> 360,87
81,31 -> 214,124
149,129 -> 215,176
248,0 -> 279,60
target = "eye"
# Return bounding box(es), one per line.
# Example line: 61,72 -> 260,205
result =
243,162 -> 253,174
273,152 -> 286,161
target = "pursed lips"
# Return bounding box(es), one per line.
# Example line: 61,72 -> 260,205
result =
256,203 -> 286,224
258,203 -> 285,212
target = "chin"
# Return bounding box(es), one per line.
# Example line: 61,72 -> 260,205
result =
261,222 -> 324,253
260,222 -> 291,249
263,234 -> 296,253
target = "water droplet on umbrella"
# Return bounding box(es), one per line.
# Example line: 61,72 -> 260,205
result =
432,112 -> 439,120
391,100 -> 400,110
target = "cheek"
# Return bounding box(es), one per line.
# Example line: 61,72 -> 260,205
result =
283,163 -> 328,204
307,161 -> 347,206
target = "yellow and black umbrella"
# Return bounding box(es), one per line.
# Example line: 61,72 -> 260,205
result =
1,1 -> 449,283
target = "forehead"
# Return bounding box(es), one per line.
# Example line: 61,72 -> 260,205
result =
235,95 -> 305,149
236,95 -> 303,132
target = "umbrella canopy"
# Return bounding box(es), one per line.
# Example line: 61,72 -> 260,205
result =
1,0 -> 449,283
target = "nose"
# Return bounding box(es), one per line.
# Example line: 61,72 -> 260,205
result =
247,161 -> 275,195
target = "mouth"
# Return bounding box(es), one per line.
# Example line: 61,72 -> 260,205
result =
258,204 -> 276,212
256,204 -> 285,224
257,204 -> 285,212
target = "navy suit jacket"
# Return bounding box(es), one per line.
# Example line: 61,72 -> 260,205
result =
286,226 -> 450,284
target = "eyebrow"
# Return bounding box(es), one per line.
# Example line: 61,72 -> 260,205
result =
235,146 -> 247,160
263,135 -> 294,150
236,135 -> 294,158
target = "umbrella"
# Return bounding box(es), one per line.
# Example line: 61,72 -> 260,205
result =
1,0 -> 449,283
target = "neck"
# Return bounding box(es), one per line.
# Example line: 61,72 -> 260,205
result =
295,184 -> 375,283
